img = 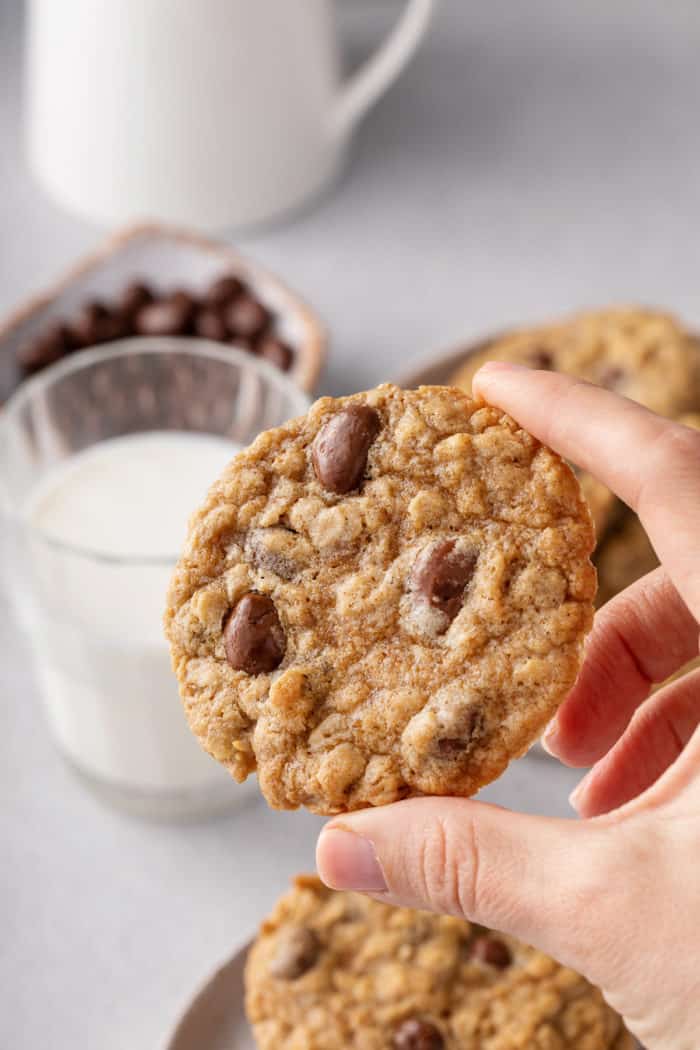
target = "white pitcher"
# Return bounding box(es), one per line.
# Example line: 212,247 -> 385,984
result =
25,0 -> 436,230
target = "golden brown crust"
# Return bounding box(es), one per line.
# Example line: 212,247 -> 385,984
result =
594,411 -> 700,606
165,384 -> 595,814
244,876 -> 632,1049
450,307 -> 700,543
594,510 -> 658,607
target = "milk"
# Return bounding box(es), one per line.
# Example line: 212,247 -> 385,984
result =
22,431 -> 247,811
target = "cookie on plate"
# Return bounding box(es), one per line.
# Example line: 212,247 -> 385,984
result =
594,411 -> 700,606
244,875 -> 634,1050
594,510 -> 658,607
678,411 -> 700,431
450,307 -> 700,540
165,384 -> 595,814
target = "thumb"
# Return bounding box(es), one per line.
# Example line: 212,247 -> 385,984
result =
316,796 -> 619,978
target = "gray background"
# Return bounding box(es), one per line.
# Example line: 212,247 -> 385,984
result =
2,1 -> 698,1046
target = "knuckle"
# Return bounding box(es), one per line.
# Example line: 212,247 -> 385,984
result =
568,827 -> 643,923
413,815 -> 476,919
658,425 -> 700,472
638,424 -> 700,512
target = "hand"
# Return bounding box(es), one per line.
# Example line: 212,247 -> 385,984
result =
316,363 -> 700,1050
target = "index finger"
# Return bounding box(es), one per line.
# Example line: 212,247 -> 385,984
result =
472,362 -> 700,618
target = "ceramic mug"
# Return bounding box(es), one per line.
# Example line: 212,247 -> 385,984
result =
25,0 -> 436,230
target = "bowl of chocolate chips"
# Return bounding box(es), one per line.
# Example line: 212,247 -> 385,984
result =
0,223 -> 326,404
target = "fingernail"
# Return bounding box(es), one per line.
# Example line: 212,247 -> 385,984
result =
316,827 -> 387,893
569,775 -> 589,812
541,718 -> 560,756
477,360 -> 528,375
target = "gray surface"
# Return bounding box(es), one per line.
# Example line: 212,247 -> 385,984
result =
2,1 -> 697,1046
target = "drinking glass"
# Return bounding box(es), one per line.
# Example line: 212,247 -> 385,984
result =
0,340 -> 310,819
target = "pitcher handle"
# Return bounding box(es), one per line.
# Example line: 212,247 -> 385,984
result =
333,0 -> 437,136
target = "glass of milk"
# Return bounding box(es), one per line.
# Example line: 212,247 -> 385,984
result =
0,340 -> 310,819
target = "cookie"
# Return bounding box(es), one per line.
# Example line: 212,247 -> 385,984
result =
678,411 -> 700,431
594,411 -> 700,606
594,510 -> 658,607
578,472 -> 620,543
244,875 -> 634,1050
165,384 -> 595,814
451,307 -> 700,540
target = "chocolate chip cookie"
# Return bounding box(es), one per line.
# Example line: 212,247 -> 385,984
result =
594,411 -> 700,606
244,875 -> 634,1050
165,384 -> 595,814
450,307 -> 700,540
594,510 -> 658,607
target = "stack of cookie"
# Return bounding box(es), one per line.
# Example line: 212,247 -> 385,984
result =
450,308 -> 700,605
245,876 -> 634,1049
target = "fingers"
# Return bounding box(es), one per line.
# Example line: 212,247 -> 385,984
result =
316,796 -> 617,975
570,667 -> 700,818
472,364 -> 700,618
544,568 -> 699,766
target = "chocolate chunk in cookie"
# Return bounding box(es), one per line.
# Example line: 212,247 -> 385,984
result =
394,1018 -> 444,1050
470,934 -> 512,968
268,925 -> 320,980
411,539 -> 476,629
311,404 -> 381,494
223,593 -> 285,674
528,348 -> 554,370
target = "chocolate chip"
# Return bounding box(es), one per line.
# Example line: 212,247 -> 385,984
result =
598,366 -> 624,390
204,274 -> 244,308
470,935 -> 512,969
436,708 -> 482,759
135,291 -> 195,336
99,313 -> 130,342
258,336 -> 293,372
16,322 -> 72,374
312,404 -> 381,494
246,529 -> 300,580
194,308 -> 228,342
224,293 -> 270,340
268,925 -> 320,980
437,737 -> 465,756
70,301 -> 128,347
394,1018 -> 444,1050
119,281 -> 154,319
227,335 -> 254,352
223,592 -> 285,674
411,539 -> 476,626
528,348 -> 554,370
77,300 -> 109,326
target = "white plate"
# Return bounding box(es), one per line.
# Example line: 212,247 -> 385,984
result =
164,941 -> 255,1050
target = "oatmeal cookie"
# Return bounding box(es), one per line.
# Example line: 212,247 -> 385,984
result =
244,875 -> 634,1050
594,410 -> 700,605
594,511 -> 658,607
678,411 -> 700,430
165,384 -> 595,814
451,307 -> 700,540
